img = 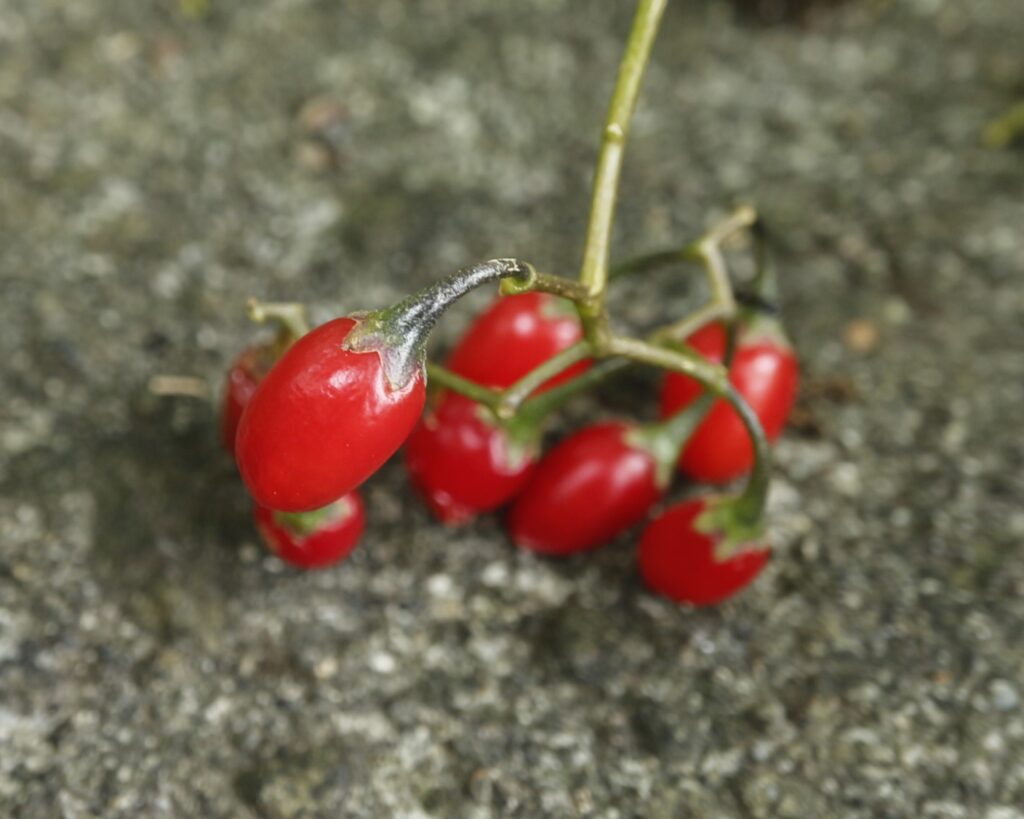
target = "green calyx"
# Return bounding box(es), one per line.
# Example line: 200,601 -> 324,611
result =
343,310 -> 419,392
734,311 -> 792,352
695,494 -> 766,562
626,393 -> 716,489
273,496 -> 354,537
476,402 -> 541,472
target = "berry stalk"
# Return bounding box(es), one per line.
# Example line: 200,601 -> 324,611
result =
578,0 -> 668,316
346,258 -> 534,389
604,334 -> 772,533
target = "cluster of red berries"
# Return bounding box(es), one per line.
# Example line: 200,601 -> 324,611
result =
221,277 -> 798,607
213,0 -> 799,607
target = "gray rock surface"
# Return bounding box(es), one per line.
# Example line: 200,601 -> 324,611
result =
2,0 -> 1023,816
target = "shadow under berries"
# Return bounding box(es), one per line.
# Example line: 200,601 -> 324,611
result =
82,389 -> 259,640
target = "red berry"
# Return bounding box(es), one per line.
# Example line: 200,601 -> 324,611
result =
402,292 -> 587,524
405,392 -> 537,525
507,422 -> 662,555
659,322 -> 798,483
220,346 -> 274,454
236,317 -> 426,512
638,498 -> 770,605
254,492 -> 365,569
447,292 -> 589,391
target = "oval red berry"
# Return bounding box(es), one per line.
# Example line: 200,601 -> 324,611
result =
405,392 -> 537,525
236,317 -> 426,512
659,322 -> 798,483
508,421 -> 661,556
220,346 -> 273,455
447,292 -> 589,391
638,498 -> 770,606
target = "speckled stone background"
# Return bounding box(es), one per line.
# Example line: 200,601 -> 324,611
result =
2,1 -> 1023,817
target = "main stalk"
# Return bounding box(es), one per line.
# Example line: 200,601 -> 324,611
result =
577,0 -> 668,319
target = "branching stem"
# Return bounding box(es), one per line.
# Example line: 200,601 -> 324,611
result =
376,3 -> 771,534
604,335 -> 770,524
495,342 -> 592,419
246,298 -> 310,342
578,0 -> 668,322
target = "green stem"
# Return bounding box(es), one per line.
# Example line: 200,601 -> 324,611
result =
419,203 -> 765,466
514,356 -> 626,427
651,302 -> 728,347
500,355 -> 632,449
246,298 -> 310,343
604,335 -> 770,524
500,269 -> 591,302
653,206 -> 756,340
427,350 -> 621,437
700,243 -> 736,318
702,204 -> 757,247
652,392 -> 714,457
578,0 -> 668,311
721,382 -> 771,523
629,392 -> 715,487
607,205 -> 759,344
495,341 -> 593,419
425,363 -> 502,410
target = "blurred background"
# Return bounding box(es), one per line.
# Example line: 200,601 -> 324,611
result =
1,1 -> 1022,816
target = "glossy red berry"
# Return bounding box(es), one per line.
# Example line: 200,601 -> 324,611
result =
638,498 -> 770,606
402,291 -> 587,525
220,346 -> 274,454
508,422 -> 662,556
236,317 -> 426,512
447,292 -> 589,391
659,322 -> 798,483
405,392 -> 537,525
254,492 -> 365,569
